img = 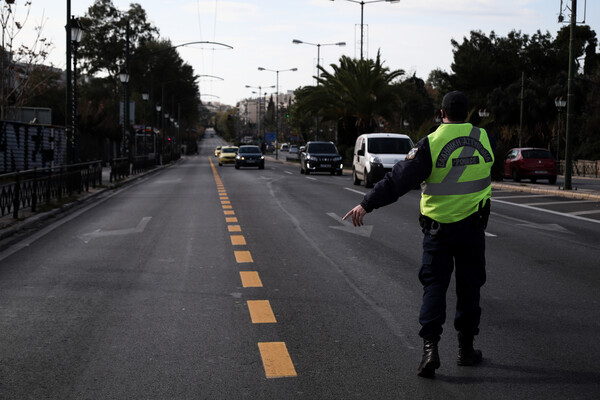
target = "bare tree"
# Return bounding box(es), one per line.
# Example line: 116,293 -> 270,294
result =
1,0 -> 54,120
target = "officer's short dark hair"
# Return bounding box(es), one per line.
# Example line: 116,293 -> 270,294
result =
442,91 -> 469,121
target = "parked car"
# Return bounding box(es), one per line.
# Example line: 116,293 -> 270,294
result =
235,145 -> 265,169
280,143 -> 289,152
218,146 -> 238,166
289,145 -> 299,155
352,133 -> 414,188
299,141 -> 343,175
504,147 -> 557,184
214,145 -> 222,157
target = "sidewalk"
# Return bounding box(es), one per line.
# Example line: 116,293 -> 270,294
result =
265,152 -> 600,202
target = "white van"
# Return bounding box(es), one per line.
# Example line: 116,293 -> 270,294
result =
352,133 -> 414,188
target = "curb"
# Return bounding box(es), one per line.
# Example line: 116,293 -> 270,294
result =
491,182 -> 600,201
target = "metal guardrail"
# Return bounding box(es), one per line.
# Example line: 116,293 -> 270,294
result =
0,161 -> 102,218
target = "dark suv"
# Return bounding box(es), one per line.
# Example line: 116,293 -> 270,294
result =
299,141 -> 343,175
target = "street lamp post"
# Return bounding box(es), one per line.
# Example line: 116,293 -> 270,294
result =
555,97 -> 566,168
70,16 -> 84,163
118,67 -> 130,158
155,104 -> 161,159
293,39 -> 345,140
258,67 -> 297,154
292,39 -> 345,83
245,84 -> 275,145
142,92 -> 149,156
329,0 -> 399,60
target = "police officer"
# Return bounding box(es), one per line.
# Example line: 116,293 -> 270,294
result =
343,91 -> 495,378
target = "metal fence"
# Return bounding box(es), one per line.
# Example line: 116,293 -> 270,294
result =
0,161 -> 103,218
559,160 -> 600,178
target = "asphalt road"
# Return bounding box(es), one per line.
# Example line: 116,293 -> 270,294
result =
1,137 -> 599,399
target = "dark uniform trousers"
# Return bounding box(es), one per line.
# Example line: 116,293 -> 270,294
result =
418,214 -> 487,341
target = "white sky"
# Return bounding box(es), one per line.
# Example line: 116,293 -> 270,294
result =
8,0 -> 600,106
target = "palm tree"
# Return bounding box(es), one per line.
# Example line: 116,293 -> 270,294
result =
295,51 -> 404,147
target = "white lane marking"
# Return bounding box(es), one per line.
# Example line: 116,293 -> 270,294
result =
570,209 -> 600,216
522,200 -> 596,206
492,198 -> 600,225
515,222 -> 573,234
492,194 -> 551,200
485,232 -> 497,237
284,171 -> 293,175
154,178 -> 182,184
79,216 -> 152,243
305,177 -> 317,181
345,187 -> 367,195
327,212 -> 373,237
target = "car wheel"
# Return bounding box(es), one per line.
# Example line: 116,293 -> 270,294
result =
352,168 -> 361,185
305,165 -> 310,175
235,164 -> 240,169
549,176 -> 557,184
364,169 -> 374,188
259,163 -> 264,169
337,171 -> 343,176
512,168 -> 521,182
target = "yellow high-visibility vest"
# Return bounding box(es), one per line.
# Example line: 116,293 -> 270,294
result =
420,123 -> 494,224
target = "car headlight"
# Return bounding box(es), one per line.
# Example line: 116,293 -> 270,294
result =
260,156 -> 265,160
305,155 -> 312,161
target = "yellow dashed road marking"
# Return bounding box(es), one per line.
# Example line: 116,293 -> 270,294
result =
222,205 -> 233,209
239,271 -> 263,287
258,342 -> 297,378
230,235 -> 247,245
235,251 -> 253,263
224,210 -> 235,215
226,217 -> 238,223
228,225 -> 242,232
247,300 -> 277,323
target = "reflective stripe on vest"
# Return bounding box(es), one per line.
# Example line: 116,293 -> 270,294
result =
423,126 -> 492,196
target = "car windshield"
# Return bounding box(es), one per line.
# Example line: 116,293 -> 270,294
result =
222,148 -> 237,154
367,137 -> 413,154
239,146 -> 261,154
308,143 -> 337,153
522,150 -> 553,159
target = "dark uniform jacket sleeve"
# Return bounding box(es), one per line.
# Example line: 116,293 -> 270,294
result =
360,137 -> 432,212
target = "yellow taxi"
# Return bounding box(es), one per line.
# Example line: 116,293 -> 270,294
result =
218,146 -> 238,166
214,145 -> 222,157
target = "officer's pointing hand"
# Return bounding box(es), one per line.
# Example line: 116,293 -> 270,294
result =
343,205 -> 367,227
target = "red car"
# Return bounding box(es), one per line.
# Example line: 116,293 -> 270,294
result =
504,148 -> 557,184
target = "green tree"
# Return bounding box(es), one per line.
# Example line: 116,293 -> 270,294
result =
78,0 -> 158,78
294,51 -> 404,149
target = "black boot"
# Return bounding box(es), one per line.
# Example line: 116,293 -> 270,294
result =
417,339 -> 440,378
457,332 -> 482,366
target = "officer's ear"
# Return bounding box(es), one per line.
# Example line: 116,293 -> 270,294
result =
440,109 -> 446,120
